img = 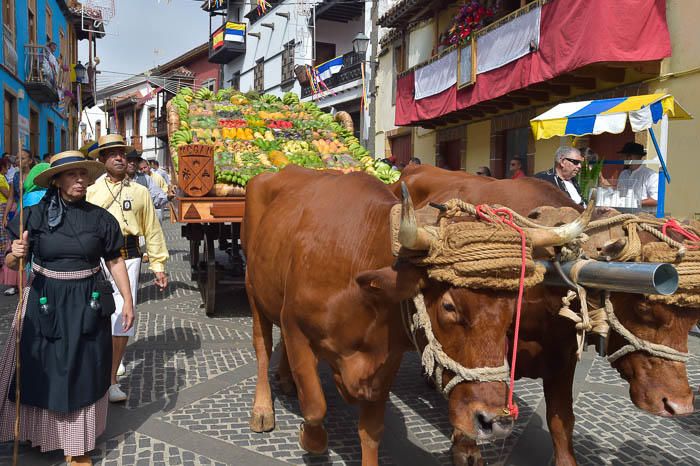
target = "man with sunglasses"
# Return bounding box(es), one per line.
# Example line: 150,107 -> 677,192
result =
534,146 -> 585,205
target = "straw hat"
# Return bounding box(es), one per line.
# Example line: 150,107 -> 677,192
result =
34,151 -> 106,188
87,134 -> 133,159
79,139 -> 98,157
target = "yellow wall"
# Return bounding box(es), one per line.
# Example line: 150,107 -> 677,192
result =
408,21 -> 435,68
534,137 -> 562,174
374,49 -> 397,158
465,120 -> 491,173
414,128 -> 436,165
646,0 -> 700,218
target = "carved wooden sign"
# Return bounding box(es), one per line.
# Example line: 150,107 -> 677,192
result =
178,144 -> 215,197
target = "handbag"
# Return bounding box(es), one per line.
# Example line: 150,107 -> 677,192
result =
64,213 -> 117,317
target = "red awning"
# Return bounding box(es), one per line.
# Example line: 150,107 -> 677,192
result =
396,0 -> 671,126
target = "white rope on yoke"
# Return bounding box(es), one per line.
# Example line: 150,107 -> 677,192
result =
406,293 -> 510,399
558,287 -> 609,360
605,299 -> 690,364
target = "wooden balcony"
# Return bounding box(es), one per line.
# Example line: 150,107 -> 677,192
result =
2,25 -> 17,75
130,136 -> 143,152
208,22 -> 246,65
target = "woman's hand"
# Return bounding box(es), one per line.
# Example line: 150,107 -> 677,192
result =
11,231 -> 29,259
121,302 -> 134,332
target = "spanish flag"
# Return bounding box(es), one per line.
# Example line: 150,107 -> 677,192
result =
212,26 -> 225,49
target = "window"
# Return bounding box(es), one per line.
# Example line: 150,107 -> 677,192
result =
254,59 -> 264,92
392,42 -> 406,104
147,107 -> 156,136
201,78 -> 216,92
281,41 -> 295,83
47,119 -> 55,154
2,0 -> 14,34
95,120 -> 101,138
29,108 -> 39,159
45,5 -> 52,43
229,72 -> 240,91
3,91 -> 17,156
27,0 -> 36,44
60,128 -> 66,151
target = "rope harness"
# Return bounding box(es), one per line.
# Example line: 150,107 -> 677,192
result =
400,200 -> 549,418
557,215 -> 699,362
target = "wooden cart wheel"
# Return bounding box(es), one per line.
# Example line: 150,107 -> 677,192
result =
203,230 -> 217,316
189,239 -> 200,281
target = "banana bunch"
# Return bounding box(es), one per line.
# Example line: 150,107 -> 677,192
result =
282,140 -> 310,154
195,88 -> 214,101
282,92 -> 299,106
170,129 -> 193,148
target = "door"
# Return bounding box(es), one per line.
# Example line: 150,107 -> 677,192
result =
390,134 -> 411,167
588,125 -> 636,182
438,140 -> 462,171
314,42 -> 337,66
504,127 -> 529,178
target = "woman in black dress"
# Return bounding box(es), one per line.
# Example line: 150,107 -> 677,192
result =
0,151 -> 134,465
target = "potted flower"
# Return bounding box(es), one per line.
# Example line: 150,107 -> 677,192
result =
447,1 -> 495,46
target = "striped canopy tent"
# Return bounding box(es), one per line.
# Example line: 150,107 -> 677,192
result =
530,94 -> 692,218
530,94 -> 691,140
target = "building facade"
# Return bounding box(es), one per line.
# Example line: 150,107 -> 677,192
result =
1,0 -> 101,159
375,0 -> 699,218
84,42 -> 222,169
203,0 -> 375,145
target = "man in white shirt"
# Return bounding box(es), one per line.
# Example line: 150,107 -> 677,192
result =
616,142 -> 658,208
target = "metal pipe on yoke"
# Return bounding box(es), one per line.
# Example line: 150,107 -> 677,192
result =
540,261 -> 679,296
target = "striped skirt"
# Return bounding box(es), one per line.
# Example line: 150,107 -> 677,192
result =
0,203 -> 7,267
0,267 -> 108,456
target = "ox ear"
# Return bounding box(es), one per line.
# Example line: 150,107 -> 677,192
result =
355,262 -> 423,303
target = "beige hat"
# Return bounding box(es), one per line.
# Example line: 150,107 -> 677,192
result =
34,151 -> 106,188
87,134 -> 133,159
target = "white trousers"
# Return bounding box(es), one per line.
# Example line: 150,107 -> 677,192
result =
102,257 -> 141,337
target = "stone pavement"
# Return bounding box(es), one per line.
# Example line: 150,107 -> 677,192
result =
0,220 -> 698,465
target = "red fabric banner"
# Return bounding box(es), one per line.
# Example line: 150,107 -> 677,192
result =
395,0 -> 671,126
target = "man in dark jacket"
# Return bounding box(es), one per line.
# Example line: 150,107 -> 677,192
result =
534,146 -> 585,205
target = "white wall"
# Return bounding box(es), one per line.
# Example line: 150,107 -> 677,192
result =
315,18 -> 364,57
408,21 -> 435,68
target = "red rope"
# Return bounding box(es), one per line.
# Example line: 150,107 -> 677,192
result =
475,205 -> 524,419
662,218 -> 700,249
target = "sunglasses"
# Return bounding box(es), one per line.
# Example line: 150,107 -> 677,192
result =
565,157 -> 582,166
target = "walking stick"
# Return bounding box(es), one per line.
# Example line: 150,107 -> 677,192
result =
12,153 -> 25,466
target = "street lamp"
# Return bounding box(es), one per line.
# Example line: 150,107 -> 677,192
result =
352,32 -> 370,56
74,61 -> 88,84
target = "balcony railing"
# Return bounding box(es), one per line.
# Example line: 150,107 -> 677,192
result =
208,22 -> 246,64
3,25 -> 17,75
24,44 -> 62,103
301,51 -> 364,98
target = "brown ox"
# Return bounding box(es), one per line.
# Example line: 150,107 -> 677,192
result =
398,164 -> 699,465
241,165 -> 589,466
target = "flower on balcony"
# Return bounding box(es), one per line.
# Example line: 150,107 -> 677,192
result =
447,1 -> 494,46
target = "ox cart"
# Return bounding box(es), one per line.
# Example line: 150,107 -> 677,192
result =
170,144 -> 247,316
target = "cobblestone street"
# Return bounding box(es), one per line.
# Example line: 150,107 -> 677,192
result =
1,220 -> 699,466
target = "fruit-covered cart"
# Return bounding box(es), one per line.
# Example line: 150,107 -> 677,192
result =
168,87 -> 399,315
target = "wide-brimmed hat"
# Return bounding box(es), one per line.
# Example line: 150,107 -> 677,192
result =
617,142 -> 647,156
87,134 -> 133,159
79,139 -> 98,157
34,151 -> 106,188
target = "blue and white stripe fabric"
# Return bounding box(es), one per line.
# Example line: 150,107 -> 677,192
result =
316,56 -> 344,81
530,94 -> 691,140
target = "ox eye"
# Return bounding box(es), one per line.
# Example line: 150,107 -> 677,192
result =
442,302 -> 456,312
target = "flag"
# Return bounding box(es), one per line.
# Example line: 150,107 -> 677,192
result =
225,22 -> 245,43
316,56 -> 343,81
212,26 -> 225,49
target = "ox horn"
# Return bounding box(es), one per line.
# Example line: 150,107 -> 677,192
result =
398,182 -> 434,251
525,188 -> 597,247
